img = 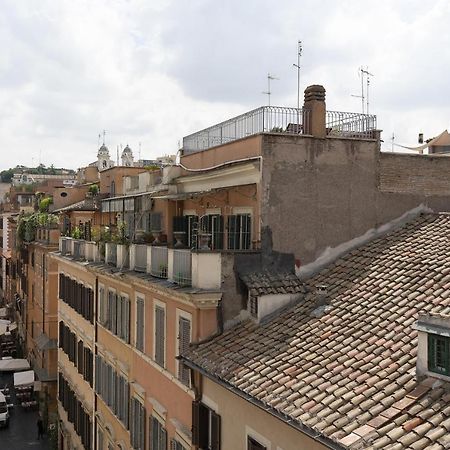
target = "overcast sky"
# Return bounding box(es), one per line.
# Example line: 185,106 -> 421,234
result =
1,0 -> 449,170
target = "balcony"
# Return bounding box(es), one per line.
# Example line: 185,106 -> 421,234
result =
59,237 -> 101,262
182,105 -> 377,153
129,244 -> 222,289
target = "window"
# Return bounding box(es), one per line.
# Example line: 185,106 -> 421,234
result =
98,286 -> 106,325
172,215 -> 199,248
247,437 -> 266,450
136,296 -> 145,352
227,214 -> 251,250
171,439 -> 188,450
428,333 -> 450,376
130,397 -> 145,450
199,215 -> 223,250
177,315 -> 191,386
150,416 -> 167,450
192,401 -> 221,450
154,304 -> 165,367
97,428 -> 104,450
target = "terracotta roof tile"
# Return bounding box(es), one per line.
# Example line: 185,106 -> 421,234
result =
185,213 -> 450,449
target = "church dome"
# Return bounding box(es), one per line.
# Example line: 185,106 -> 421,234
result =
122,145 -> 132,156
97,144 -> 110,157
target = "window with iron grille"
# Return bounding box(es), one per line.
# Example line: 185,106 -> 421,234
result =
192,401 -> 221,450
199,214 -> 224,250
247,436 -> 266,450
172,215 -> 199,248
130,397 -> 146,450
227,214 -> 251,250
177,315 -> 191,386
428,333 -> 450,376
149,212 -> 162,232
136,296 -> 145,352
154,304 -> 165,367
150,416 -> 167,450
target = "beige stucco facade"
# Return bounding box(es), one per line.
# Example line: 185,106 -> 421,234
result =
201,376 -> 328,450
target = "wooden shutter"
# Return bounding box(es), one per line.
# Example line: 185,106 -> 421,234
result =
124,296 -> 130,344
192,401 -> 200,446
136,298 -> 145,351
117,295 -> 123,338
210,410 -> 221,450
198,403 -> 209,449
178,317 -> 191,385
155,306 -> 165,367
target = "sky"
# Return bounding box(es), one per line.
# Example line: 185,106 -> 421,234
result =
1,0 -> 450,171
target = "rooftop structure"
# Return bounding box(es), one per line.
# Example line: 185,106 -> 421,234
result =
184,213 -> 450,449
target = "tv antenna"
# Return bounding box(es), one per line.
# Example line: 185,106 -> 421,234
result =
292,40 -> 303,111
391,132 -> 395,152
361,67 -> 374,114
262,73 -> 279,106
351,66 -> 374,114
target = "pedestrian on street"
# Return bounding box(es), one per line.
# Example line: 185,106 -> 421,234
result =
37,417 -> 44,440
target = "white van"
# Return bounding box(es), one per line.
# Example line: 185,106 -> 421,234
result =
0,392 -> 9,427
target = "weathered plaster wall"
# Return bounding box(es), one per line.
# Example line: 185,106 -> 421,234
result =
261,134 -> 450,266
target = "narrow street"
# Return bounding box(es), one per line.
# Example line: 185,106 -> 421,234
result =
0,372 -> 49,449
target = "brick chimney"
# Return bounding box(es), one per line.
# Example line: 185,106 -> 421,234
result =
303,85 -> 326,138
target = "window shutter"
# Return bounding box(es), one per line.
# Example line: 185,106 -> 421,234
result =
210,410 -> 221,450
136,298 -> 144,351
124,297 -> 130,344
161,427 -> 167,450
155,306 -> 165,367
178,317 -> 191,385
117,295 -> 123,338
192,401 -> 200,446
198,403 -> 209,449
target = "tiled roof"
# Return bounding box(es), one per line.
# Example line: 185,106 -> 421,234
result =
240,270 -> 306,297
54,198 -> 98,212
185,213 -> 450,449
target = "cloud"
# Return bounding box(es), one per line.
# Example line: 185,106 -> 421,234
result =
0,0 -> 450,170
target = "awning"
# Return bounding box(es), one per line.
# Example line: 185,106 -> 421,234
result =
0,358 -> 31,372
35,333 -> 58,351
14,370 -> 34,387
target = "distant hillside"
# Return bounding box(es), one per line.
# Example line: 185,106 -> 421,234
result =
0,164 -> 75,182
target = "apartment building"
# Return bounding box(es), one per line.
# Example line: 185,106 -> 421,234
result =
24,226 -> 60,421
52,84 -> 450,450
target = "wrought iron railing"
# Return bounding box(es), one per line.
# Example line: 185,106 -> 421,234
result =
326,110 -> 377,139
151,246 -> 168,278
172,249 -> 192,286
182,106 -> 377,153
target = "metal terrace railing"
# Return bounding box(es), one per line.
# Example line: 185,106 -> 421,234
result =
326,110 -> 377,139
182,106 -> 377,153
134,244 -> 147,272
172,249 -> 192,287
151,246 -> 168,279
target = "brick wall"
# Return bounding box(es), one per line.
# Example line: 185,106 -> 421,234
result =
379,153 -> 450,195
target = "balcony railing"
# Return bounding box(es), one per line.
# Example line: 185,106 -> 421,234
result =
182,106 -> 377,153
172,249 -> 192,286
326,110 -> 377,139
106,242 -> 117,266
133,244 -> 147,272
72,240 -> 85,260
150,246 -> 168,278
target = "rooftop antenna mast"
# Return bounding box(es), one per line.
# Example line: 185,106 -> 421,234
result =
293,40 -> 303,111
391,132 -> 395,152
351,67 -> 365,114
361,67 -> 374,114
138,142 -> 142,161
102,130 -> 106,145
262,73 -> 279,107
